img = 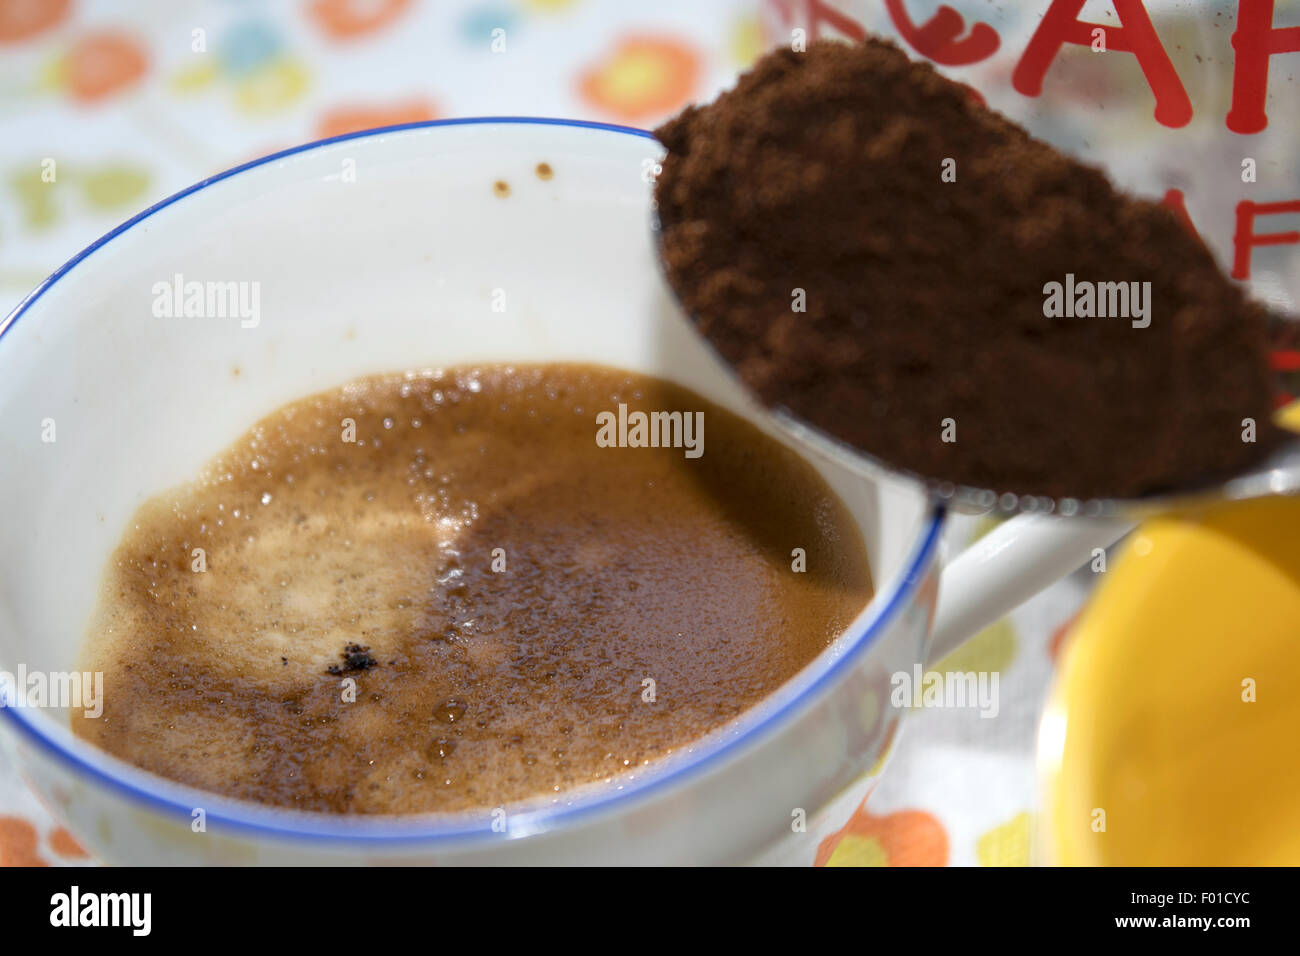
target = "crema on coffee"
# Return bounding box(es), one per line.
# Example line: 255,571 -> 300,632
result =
73,364 -> 871,814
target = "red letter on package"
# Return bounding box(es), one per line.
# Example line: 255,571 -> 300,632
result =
883,1 -> 1000,66
1232,199 -> 1300,280
1013,0 -> 1192,128
1227,0 -> 1300,134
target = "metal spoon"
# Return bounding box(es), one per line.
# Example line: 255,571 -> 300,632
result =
769,401 -> 1300,519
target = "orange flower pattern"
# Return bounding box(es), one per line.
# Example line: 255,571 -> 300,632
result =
816,802 -> 949,867
578,36 -> 701,123
317,99 -> 439,139
0,0 -> 70,43
66,31 -> 149,103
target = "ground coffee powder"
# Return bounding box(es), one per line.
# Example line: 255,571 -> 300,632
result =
654,38 -> 1281,502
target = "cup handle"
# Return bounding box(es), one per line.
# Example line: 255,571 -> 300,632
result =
926,513 -> 1134,665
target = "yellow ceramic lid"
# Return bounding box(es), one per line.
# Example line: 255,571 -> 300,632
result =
1041,405 -> 1300,865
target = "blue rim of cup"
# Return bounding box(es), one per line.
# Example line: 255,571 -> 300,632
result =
0,116 -> 947,846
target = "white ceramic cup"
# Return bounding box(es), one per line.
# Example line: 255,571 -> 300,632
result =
0,119 -> 1126,864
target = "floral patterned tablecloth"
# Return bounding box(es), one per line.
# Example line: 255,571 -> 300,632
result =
0,0 -> 1093,867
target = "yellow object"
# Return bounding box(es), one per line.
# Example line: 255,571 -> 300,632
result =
824,835 -> 889,868
233,60 -> 310,115
935,617 -> 1017,675
728,15 -> 766,67
170,60 -> 219,94
1042,406 -> 1300,865
979,812 -> 1033,867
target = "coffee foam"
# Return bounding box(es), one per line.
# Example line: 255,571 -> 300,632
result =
74,365 -> 872,813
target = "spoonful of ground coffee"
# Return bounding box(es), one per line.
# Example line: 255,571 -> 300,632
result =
652,37 -> 1295,516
